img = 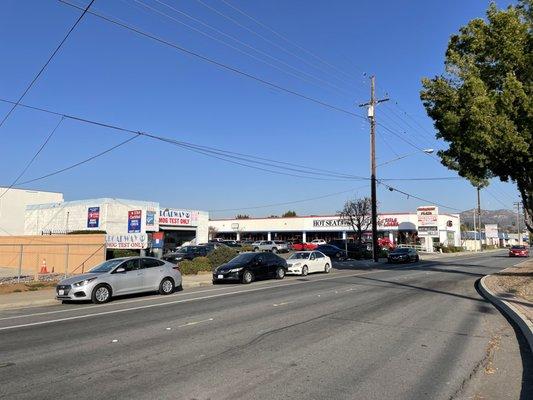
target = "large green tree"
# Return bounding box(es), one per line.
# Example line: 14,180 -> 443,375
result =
420,1 -> 532,232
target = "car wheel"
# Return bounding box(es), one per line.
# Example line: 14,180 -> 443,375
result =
301,265 -> 308,276
159,278 -> 175,295
335,252 -> 341,259
91,284 -> 111,304
272,247 -> 278,254
324,263 -> 331,273
254,247 -> 259,252
242,270 -> 253,284
275,267 -> 285,279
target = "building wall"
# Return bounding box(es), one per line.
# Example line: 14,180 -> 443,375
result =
0,188 -> 63,235
0,234 -> 106,275
25,198 -> 159,236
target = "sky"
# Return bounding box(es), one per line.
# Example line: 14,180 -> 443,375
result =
0,0 -> 521,218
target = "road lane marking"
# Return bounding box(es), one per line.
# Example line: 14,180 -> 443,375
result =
0,259 -> 479,330
0,271 -> 348,321
0,269 -> 404,330
273,302 -> 292,307
177,318 -> 213,328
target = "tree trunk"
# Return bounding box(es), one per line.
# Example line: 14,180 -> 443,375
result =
518,181 -> 533,234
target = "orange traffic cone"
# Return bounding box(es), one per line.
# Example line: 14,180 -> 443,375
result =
39,259 -> 49,274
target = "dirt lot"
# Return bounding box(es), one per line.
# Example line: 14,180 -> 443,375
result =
484,258 -> 532,322
0,281 -> 57,295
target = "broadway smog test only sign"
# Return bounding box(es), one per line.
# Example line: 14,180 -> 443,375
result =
106,234 -> 148,249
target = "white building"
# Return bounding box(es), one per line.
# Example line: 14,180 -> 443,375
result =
0,187 -> 63,235
25,198 -> 209,253
210,205 -> 461,252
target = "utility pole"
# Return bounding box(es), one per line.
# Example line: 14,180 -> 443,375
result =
514,201 -> 521,245
477,187 -> 482,251
473,208 -> 478,252
359,76 -> 389,262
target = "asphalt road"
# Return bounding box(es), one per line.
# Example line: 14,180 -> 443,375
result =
0,251 -> 531,400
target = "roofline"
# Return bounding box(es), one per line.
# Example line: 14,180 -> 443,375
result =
0,187 -> 64,195
210,212 -> 460,222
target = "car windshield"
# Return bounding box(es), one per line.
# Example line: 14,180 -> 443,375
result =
512,245 -> 526,250
89,259 -> 124,273
226,253 -> 257,265
289,252 -> 310,260
391,248 -> 410,254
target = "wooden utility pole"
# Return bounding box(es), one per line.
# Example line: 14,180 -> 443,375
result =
359,76 -> 389,262
514,201 -> 521,245
477,187 -> 482,251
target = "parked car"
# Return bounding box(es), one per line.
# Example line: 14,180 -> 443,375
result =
212,252 -> 287,284
56,257 -> 182,304
222,241 -> 243,249
315,244 -> 347,260
252,240 -> 289,253
328,240 -> 370,259
286,251 -> 332,276
162,246 -> 209,263
291,241 -> 317,251
198,242 -> 229,252
509,245 -> 529,257
310,239 -> 327,246
387,248 -> 419,263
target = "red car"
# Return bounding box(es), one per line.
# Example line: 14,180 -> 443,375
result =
508,245 -> 529,257
290,241 -> 317,251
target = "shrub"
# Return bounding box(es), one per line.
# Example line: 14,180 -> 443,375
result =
239,245 -> 254,253
207,246 -> 239,268
179,257 -> 212,275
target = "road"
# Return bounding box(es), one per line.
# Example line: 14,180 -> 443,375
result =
0,251 -> 531,400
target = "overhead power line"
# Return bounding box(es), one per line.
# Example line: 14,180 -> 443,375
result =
59,0 -> 365,121
0,0 -> 95,130
209,185 -> 368,213
0,117 -> 64,199
0,97 -> 462,186
378,180 -> 463,212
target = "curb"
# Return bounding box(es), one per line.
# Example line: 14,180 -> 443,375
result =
479,275 -> 533,353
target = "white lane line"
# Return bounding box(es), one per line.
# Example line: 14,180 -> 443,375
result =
273,302 -> 292,307
0,262 -> 446,330
0,269 -> 399,331
0,272 -> 347,321
177,318 -> 213,328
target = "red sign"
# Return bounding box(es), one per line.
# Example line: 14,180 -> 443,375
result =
378,217 -> 399,227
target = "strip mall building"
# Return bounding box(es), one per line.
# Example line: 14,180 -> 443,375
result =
210,206 -> 461,252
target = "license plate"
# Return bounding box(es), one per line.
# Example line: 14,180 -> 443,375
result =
58,290 -> 64,295
217,274 -> 223,279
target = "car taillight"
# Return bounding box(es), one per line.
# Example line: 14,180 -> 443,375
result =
173,264 -> 181,271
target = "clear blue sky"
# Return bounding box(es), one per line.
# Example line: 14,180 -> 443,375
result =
0,0 -> 520,217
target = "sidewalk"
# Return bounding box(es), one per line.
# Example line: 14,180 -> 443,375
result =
479,259 -> 533,352
0,273 -> 214,311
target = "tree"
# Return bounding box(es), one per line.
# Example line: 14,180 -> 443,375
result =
282,210 -> 297,218
338,197 -> 372,244
208,226 -> 218,240
420,1 -> 533,233
235,214 -> 250,219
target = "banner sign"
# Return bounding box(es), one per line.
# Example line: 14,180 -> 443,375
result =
418,226 -> 438,236
106,234 -> 148,249
146,211 -> 156,227
87,207 -> 100,228
159,209 -> 199,226
417,206 -> 439,226
128,210 -> 142,233
485,224 -> 499,239
151,232 -> 164,249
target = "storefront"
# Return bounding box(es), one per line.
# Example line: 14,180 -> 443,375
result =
210,206 -> 461,252
24,198 -> 209,256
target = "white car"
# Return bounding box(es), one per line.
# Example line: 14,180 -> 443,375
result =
311,239 -> 327,246
286,251 -> 332,276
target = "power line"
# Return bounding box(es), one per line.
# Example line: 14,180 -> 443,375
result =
0,117 -> 64,199
209,185 -> 368,213
0,97 -> 463,185
134,0 -> 354,98
17,135 -> 140,186
59,0 -> 365,121
378,180 -> 462,212
0,0 -> 95,130
484,188 -> 511,209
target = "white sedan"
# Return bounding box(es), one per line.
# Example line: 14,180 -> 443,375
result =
286,251 -> 332,276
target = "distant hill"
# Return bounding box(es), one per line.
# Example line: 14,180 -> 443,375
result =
460,209 -> 521,231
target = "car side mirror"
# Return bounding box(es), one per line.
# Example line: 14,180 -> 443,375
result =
115,267 -> 126,273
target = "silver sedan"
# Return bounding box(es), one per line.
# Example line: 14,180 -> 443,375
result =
56,257 -> 182,304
